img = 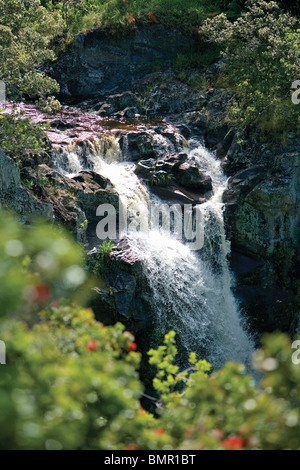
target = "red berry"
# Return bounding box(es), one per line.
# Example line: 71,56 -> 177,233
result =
32,284 -> 50,303
87,340 -> 98,351
221,436 -> 246,450
129,342 -> 137,351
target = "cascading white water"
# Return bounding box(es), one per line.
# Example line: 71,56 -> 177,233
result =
127,139 -> 254,368
54,133 -> 254,368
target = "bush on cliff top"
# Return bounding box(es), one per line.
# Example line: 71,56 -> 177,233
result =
0,0 -> 62,100
202,0 -> 300,139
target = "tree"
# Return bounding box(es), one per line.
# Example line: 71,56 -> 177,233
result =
0,0 -> 63,100
202,0 -> 300,136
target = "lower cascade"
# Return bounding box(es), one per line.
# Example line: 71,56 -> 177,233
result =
55,133 -> 254,369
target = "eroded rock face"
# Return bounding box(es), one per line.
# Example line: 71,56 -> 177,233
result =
90,239 -> 154,333
225,152 -> 300,334
49,26 -> 197,101
32,165 -> 119,243
0,148 -> 21,191
0,149 -> 53,220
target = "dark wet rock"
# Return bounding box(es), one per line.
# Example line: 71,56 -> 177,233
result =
107,91 -> 140,114
136,133 -> 154,158
150,184 -> 206,205
134,153 -> 208,203
50,26 -> 197,101
223,166 -> 267,205
235,284 -> 294,334
97,103 -> 112,117
174,123 -> 191,140
175,161 -> 212,192
142,79 -> 199,116
164,152 -> 188,168
119,131 -> 155,161
91,239 -> 154,332
134,153 -> 188,181
95,92 -> 141,117
117,107 -> 137,119
50,119 -> 76,130
225,153 -> 300,333
135,158 -> 157,176
73,170 -> 110,189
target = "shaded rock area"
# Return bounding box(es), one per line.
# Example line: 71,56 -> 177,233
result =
49,25 -> 198,101
224,152 -> 300,334
0,149 -> 53,221
134,152 -> 212,203
91,239 -> 154,334
175,161 -> 212,192
22,163 -> 119,243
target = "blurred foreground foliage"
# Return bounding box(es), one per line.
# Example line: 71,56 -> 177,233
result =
0,212 -> 299,450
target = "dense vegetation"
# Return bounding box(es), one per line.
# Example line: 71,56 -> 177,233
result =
0,213 -> 300,450
203,0 -> 300,139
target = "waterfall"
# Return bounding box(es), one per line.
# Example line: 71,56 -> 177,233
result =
54,133 -> 254,368
127,139 -> 254,368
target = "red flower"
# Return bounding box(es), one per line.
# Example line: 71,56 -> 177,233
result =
32,283 -> 50,303
221,436 -> 247,450
129,342 -> 137,351
124,445 -> 138,450
155,429 -> 166,436
87,340 -> 98,351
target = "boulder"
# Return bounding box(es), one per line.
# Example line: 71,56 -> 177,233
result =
175,161 -> 212,192
119,132 -> 155,161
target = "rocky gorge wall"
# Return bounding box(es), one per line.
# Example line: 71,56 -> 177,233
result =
49,25 -> 198,102
2,25 -> 299,340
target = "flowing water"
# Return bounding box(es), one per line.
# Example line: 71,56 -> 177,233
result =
54,132 -> 254,368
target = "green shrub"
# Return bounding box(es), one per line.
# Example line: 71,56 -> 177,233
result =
0,107 -> 49,156
0,0 -> 63,100
202,0 -> 300,139
35,96 -> 62,115
47,0 -> 208,37
0,308 -> 152,450
0,211 -> 90,319
89,240 -> 114,275
151,332 -> 300,450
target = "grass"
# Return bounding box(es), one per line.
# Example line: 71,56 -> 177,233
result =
63,0 -> 215,37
